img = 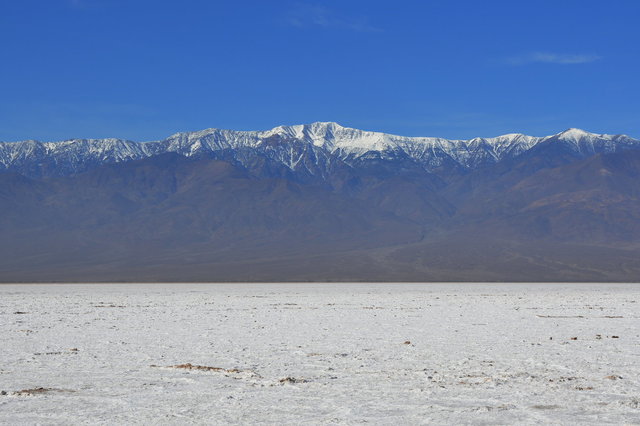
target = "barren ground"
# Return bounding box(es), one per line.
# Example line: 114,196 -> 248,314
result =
1,283 -> 639,424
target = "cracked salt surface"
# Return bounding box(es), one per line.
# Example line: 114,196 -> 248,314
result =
0,283 -> 639,424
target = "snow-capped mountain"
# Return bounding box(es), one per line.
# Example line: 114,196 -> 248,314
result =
0,122 -> 638,178
2,122 -> 640,282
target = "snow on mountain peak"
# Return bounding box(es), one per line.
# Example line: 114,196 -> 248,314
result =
555,128 -> 599,141
1,123 -> 639,178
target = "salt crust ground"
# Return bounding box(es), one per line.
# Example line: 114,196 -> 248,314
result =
0,283 -> 639,425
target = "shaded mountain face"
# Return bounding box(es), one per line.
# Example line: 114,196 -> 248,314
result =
0,153 -> 439,281
464,150 -> 640,243
1,123 -> 640,282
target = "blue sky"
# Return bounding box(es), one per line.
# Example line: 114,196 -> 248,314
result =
1,0 -> 639,141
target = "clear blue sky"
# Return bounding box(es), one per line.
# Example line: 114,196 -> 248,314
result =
1,0 -> 639,141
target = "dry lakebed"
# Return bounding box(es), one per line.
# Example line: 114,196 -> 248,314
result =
1,283 -> 639,424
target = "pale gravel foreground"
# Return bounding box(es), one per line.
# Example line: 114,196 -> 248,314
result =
1,283 -> 639,425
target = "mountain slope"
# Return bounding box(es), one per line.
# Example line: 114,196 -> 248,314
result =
2,123 -> 638,180
445,149 -> 640,244
0,153 -> 431,281
1,123 -> 640,282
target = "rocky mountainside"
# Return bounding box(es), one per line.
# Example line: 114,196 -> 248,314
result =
1,123 -> 639,282
1,123 -> 638,180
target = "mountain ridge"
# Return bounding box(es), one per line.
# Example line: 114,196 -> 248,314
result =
2,123 -> 638,179
2,123 -> 640,282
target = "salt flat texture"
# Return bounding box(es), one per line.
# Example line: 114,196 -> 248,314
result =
1,283 -> 639,424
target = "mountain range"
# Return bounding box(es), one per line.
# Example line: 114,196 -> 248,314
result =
1,122 -> 639,282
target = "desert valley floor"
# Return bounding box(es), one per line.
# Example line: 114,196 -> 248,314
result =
1,283 -> 639,424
